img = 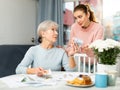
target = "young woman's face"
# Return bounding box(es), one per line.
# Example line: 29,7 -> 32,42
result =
74,10 -> 89,27
43,26 -> 58,43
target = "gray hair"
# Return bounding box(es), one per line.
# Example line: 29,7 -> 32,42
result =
37,20 -> 58,36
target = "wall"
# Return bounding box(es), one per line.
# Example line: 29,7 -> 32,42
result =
0,0 -> 37,45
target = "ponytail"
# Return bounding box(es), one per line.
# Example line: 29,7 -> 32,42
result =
85,4 -> 97,22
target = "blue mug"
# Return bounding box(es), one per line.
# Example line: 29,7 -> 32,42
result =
95,73 -> 107,88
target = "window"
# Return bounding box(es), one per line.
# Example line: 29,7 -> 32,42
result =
103,0 -> 120,41
63,0 -> 78,45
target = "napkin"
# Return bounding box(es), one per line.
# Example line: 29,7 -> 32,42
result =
20,73 -> 57,86
43,69 -> 52,78
73,37 -> 83,45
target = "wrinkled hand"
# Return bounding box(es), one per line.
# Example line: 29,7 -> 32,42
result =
34,67 -> 48,77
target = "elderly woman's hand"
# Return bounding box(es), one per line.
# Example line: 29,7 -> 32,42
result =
27,67 -> 48,77
35,67 -> 48,77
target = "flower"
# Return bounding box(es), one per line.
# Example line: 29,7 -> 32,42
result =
89,39 -> 120,65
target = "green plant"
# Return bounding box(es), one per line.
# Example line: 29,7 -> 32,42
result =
89,39 -> 120,65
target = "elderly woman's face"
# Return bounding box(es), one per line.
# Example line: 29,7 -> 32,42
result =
43,26 -> 58,43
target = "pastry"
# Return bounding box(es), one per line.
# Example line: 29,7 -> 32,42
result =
67,75 -> 92,85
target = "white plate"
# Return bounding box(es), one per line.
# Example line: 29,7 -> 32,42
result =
66,82 -> 94,88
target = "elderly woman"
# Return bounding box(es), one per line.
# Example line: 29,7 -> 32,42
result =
16,20 -> 76,76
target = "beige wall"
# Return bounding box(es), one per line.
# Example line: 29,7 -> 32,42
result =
0,0 -> 37,45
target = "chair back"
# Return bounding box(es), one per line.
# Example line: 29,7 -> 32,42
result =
0,45 -> 33,77
74,53 -> 96,74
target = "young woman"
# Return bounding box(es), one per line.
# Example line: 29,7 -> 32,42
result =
67,4 -> 104,57
66,4 -> 104,72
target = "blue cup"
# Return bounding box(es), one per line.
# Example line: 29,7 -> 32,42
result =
95,73 -> 107,88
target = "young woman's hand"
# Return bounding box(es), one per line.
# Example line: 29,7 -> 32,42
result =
81,45 -> 94,57
67,40 -> 80,56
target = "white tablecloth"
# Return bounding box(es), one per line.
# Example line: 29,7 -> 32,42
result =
0,72 -> 120,90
